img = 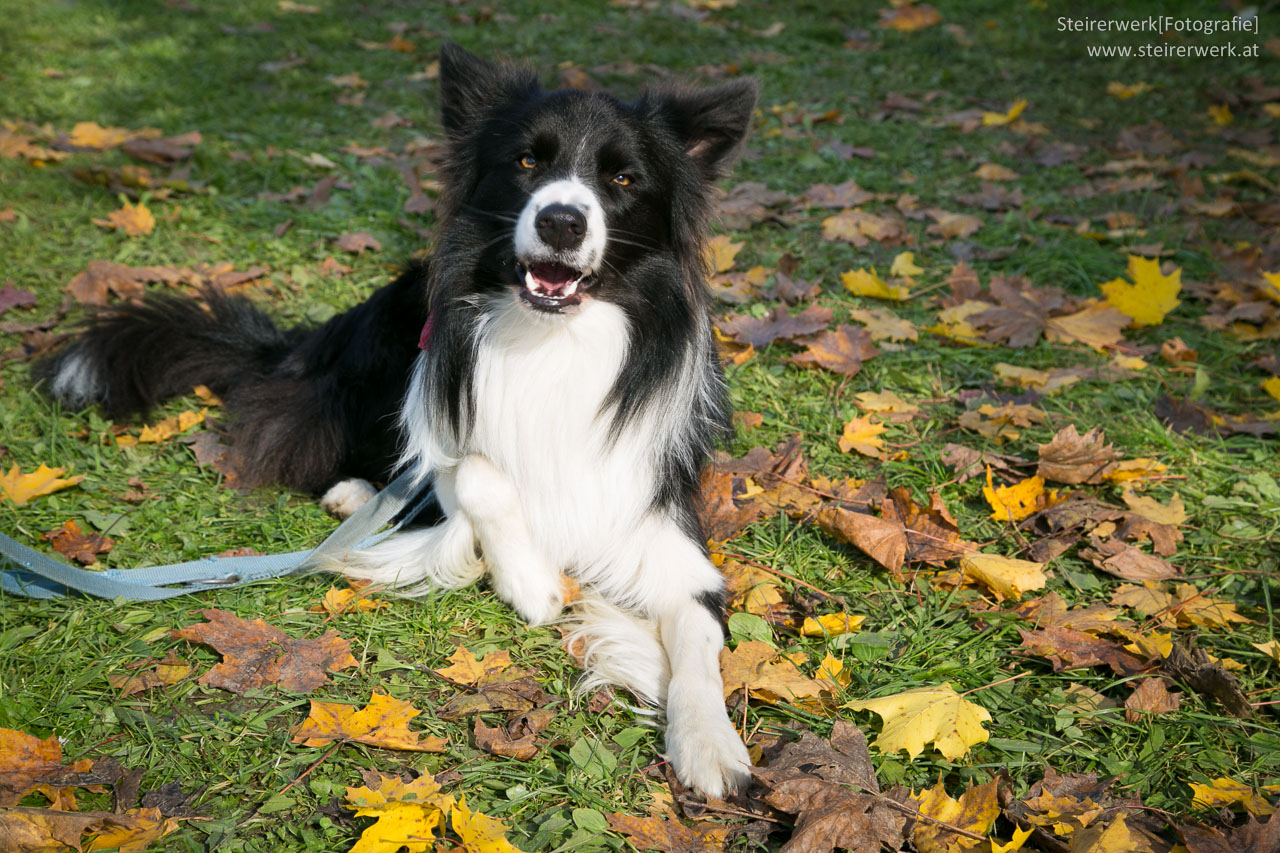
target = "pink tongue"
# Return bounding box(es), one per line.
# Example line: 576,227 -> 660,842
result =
530,262 -> 576,293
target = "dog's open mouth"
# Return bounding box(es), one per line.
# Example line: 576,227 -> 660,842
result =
518,262 -> 596,312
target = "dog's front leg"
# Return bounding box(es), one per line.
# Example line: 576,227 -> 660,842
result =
453,454 -> 564,626
652,535 -> 752,798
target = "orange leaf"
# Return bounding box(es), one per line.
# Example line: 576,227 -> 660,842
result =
94,202 -> 155,236
434,645 -> 512,686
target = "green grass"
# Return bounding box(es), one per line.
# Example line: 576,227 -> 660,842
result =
3,0 -> 1279,850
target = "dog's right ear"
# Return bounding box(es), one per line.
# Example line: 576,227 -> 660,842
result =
438,43 -> 540,139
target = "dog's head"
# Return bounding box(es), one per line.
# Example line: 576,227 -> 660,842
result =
432,44 -> 758,315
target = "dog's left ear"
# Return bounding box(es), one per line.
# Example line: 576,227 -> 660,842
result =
648,79 -> 760,179
438,43 -> 540,139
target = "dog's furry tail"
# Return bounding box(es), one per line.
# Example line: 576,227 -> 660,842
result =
39,290 -> 299,421
564,594 -> 670,710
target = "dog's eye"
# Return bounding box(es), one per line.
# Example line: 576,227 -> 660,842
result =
612,173 -> 633,187
519,155 -> 537,169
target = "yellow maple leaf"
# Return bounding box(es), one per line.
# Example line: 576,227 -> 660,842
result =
1264,376 -> 1280,402
1044,302 -> 1131,351
1121,489 -> 1187,526
311,586 -> 386,615
1102,458 -> 1167,483
1260,271 -> 1280,304
889,251 -> 923,277
705,234 -> 743,274
848,306 -> 918,342
719,640 -> 831,702
0,464 -> 84,506
927,300 -> 990,346
960,553 -> 1047,601
435,645 -> 512,685
69,121 -> 132,150
983,470 -> 1045,522
1100,255 -> 1181,327
838,415 -> 887,457
841,267 -> 910,300
294,692 -> 446,752
1123,631 -> 1173,659
1208,104 -> 1233,126
95,201 -> 155,237
982,98 -> 1027,126
85,807 -> 180,852
855,390 -> 918,415
911,781 -> 1000,853
1189,777 -> 1276,816
844,683 -> 991,760
800,612 -> 866,637
1106,81 -> 1150,99
1254,640 -> 1280,664
450,796 -> 528,853
973,163 -> 1019,181
345,773 -> 452,853
816,654 -> 850,688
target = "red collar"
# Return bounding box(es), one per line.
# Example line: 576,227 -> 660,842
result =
417,313 -> 435,350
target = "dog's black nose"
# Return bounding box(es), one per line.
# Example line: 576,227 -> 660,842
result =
534,204 -> 587,252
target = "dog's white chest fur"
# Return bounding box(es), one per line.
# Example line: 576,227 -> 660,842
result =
441,296 -> 655,575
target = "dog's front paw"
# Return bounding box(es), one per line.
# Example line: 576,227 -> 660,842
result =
505,581 -> 564,627
665,712 -> 752,799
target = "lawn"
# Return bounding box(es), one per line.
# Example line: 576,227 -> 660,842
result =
1,1 -> 1278,851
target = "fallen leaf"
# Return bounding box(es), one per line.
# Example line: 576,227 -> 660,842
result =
787,325 -> 879,375
0,807 -> 104,852
435,645 -> 512,686
0,464 -> 84,506
1016,626 -> 1148,675
838,416 -> 887,458
974,163 -> 1019,181
344,772 -> 452,853
982,99 -> 1027,126
1100,255 -> 1182,327
823,210 -> 907,248
984,471 -> 1050,522
1253,640 -> 1280,664
85,807 -> 181,852
1189,777 -> 1277,816
605,812 -> 730,853
844,683 -> 991,761
926,209 -> 984,239
93,201 -> 155,236
879,3 -> 941,32
705,235 -> 743,273
311,586 -> 386,615
751,767 -> 908,853
959,552 -> 1047,601
450,795 -> 528,853
0,285 -> 37,316
1037,426 -> 1120,484
336,231 -> 381,253
1080,538 -> 1178,582
172,608 -> 357,694
880,488 -> 974,565
0,729 -> 96,809
911,780 -> 999,853
68,121 -> 133,150
719,640 -> 832,703
889,251 -> 923,277
814,505 -> 906,573
800,613 -> 866,637
44,519 -> 114,565
1044,302 -> 1131,351
842,266 -> 910,301
848,306 -> 918,341
293,693 -> 447,752
719,304 -> 834,348
1124,678 -> 1182,722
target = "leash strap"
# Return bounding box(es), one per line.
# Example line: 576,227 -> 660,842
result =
0,472 -> 431,600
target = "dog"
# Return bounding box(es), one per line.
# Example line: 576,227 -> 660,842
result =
43,44 -> 759,797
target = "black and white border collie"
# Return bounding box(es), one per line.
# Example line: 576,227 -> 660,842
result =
45,44 -> 758,797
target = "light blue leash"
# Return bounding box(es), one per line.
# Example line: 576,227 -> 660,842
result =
0,472 -> 429,600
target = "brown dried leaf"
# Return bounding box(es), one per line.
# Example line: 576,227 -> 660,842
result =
605,812 -> 730,853
720,305 -> 834,348
1080,537 -> 1179,582
1037,425 -> 1120,484
473,717 -> 540,761
171,608 -> 357,694
940,444 -> 1031,484
1016,626 -> 1149,675
719,640 -> 831,703
786,325 -> 878,376
1124,678 -> 1182,722
335,231 -> 381,253
752,767 -> 908,853
0,729 -> 97,809
814,505 -> 906,574
880,489 -> 973,565
437,676 -> 556,721
0,285 -> 37,316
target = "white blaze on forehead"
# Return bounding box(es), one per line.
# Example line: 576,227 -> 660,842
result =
514,176 -> 607,271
